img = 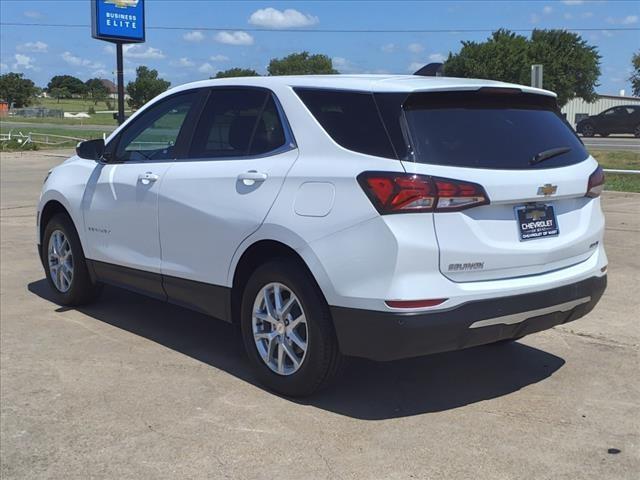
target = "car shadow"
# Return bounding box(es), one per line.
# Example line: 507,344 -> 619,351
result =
28,279 -> 565,420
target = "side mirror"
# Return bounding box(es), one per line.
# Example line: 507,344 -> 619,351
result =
76,139 -> 105,161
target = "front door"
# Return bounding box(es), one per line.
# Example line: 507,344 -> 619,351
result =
82,91 -> 199,296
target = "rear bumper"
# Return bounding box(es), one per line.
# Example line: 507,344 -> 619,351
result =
330,275 -> 606,361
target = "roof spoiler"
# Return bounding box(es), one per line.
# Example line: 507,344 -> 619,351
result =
413,62 -> 444,77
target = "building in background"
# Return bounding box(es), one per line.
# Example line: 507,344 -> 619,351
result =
562,93 -> 640,129
0,99 -> 9,117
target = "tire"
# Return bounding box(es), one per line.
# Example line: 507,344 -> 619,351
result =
635,124 -> 640,138
599,132 -> 609,137
42,213 -> 102,306
581,123 -> 595,137
240,260 -> 342,397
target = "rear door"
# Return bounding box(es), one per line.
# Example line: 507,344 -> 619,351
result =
158,87 -> 298,295
395,90 -> 603,282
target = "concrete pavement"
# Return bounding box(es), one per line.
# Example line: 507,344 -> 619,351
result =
1,150 -> 638,479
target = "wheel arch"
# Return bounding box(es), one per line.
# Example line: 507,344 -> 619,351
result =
230,239 -> 333,325
39,199 -> 72,242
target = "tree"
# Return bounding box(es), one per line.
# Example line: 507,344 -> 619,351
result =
630,51 -> 640,97
444,30 -> 530,86
47,75 -> 87,96
126,66 -> 171,109
214,68 -> 260,79
528,30 -> 600,105
267,52 -> 337,76
85,78 -> 108,105
49,87 -> 71,103
444,29 -> 601,106
0,72 -> 36,108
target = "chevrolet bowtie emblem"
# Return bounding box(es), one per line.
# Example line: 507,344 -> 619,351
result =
537,184 -> 557,196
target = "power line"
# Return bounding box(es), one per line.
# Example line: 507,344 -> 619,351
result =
1,22 -> 640,33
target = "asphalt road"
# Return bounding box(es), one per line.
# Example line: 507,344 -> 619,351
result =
581,136 -> 639,152
1,150 -> 639,479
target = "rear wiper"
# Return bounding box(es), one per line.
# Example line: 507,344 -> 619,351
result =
530,146 -> 572,165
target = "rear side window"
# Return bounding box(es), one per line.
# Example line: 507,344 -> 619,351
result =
294,88 -> 396,159
189,88 -> 286,159
387,91 -> 589,170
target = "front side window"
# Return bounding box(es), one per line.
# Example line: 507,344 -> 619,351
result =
189,89 -> 286,159
115,92 -> 197,162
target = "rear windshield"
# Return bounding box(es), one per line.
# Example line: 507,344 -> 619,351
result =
397,91 -> 589,169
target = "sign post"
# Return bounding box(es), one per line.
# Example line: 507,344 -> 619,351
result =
91,0 -> 146,125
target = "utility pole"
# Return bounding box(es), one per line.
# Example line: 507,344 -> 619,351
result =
116,43 -> 125,125
531,64 -> 543,89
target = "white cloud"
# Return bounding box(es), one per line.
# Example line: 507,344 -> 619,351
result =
621,15 -> 638,25
543,6 -> 553,14
17,41 -> 48,53
332,56 -> 359,74
171,57 -> 195,67
124,45 -> 166,59
248,8 -> 318,28
183,31 -> 205,42
61,51 -> 104,69
23,10 -> 43,19
530,13 -> 541,24
13,54 -> 36,70
198,63 -> 216,74
215,31 -> 254,46
408,43 -> 424,53
381,43 -> 396,53
581,12 -> 594,19
0,63 -> 8,72
408,62 -> 424,72
210,54 -> 229,62
562,0 -> 584,5
564,12 -> 574,20
429,53 -> 445,62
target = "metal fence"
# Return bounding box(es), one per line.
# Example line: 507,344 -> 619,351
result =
10,107 -> 64,118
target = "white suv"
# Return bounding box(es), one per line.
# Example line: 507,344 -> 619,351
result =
37,75 -> 608,396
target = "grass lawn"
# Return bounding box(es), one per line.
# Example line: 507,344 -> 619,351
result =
590,150 -> 640,193
2,113 -> 118,126
34,97 -> 115,112
1,124 -> 108,150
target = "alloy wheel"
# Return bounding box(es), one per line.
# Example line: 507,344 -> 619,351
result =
252,282 -> 308,376
48,230 -> 73,293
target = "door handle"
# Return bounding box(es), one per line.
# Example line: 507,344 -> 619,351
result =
138,172 -> 159,185
237,170 -> 268,185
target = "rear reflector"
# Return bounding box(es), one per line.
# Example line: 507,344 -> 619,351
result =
586,166 -> 605,198
386,299 -> 447,309
358,171 -> 489,214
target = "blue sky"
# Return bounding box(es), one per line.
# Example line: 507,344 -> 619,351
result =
1,0 -> 638,95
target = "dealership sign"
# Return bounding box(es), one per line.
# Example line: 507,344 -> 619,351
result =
91,0 -> 145,43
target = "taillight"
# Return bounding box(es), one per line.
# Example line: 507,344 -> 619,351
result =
586,166 -> 605,198
357,171 -> 489,214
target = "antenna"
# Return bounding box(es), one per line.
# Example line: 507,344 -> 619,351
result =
413,63 -> 444,77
